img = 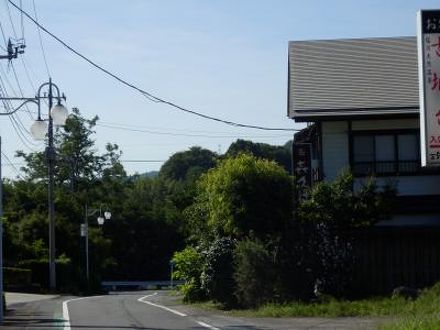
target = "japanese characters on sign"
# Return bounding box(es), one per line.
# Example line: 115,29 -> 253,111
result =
293,143 -> 312,201
418,10 -> 440,166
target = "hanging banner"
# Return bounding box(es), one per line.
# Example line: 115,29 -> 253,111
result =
418,10 -> 440,166
293,143 -> 312,201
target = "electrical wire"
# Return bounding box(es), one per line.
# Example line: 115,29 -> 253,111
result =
0,66 -> 39,149
98,122 -> 292,139
9,62 -> 35,119
99,119 -> 293,136
31,0 -> 50,78
19,0 -> 24,40
120,159 -> 165,163
8,0 -> 298,132
0,20 -> 8,48
1,150 -> 25,179
4,0 -> 18,39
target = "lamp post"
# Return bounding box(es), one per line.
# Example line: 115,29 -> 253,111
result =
82,204 -> 111,284
1,78 -> 68,291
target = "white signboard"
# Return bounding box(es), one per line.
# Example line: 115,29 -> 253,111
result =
418,10 -> 440,167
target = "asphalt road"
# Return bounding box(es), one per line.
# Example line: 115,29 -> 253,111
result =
3,290 -> 382,329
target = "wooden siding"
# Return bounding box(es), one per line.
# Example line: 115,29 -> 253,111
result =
352,227 -> 440,295
288,37 -> 419,120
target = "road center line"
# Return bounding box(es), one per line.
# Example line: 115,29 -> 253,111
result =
138,293 -> 187,317
62,295 -> 107,330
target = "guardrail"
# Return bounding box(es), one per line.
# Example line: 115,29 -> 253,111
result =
101,280 -> 184,291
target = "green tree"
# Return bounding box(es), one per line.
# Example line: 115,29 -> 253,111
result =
172,247 -> 206,302
297,172 -> 396,298
233,237 -> 276,307
4,108 -> 124,289
159,146 -> 218,182
226,139 -> 292,174
192,154 -> 293,240
298,172 -> 396,229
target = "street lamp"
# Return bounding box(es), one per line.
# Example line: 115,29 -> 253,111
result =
1,78 -> 68,291
82,204 -> 112,284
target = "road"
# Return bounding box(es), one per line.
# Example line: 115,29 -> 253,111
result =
3,290 -> 382,329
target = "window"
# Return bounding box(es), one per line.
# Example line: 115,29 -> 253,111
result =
352,131 -> 420,176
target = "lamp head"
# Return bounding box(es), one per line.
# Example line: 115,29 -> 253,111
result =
97,216 -> 105,226
51,104 -> 69,126
30,120 -> 48,140
104,211 -> 112,220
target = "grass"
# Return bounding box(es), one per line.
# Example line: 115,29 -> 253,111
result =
187,282 -> 440,329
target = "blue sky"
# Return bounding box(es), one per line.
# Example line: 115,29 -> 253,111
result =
0,0 -> 439,178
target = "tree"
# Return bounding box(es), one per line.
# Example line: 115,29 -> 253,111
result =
297,172 -> 396,298
17,107 -> 125,191
297,172 -> 396,229
191,154 -> 293,240
226,139 -> 292,174
4,108 -> 125,289
159,146 -> 218,182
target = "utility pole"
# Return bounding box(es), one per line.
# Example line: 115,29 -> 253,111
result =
0,80 -> 68,294
47,79 -> 56,290
0,39 -> 25,60
0,37 -> 25,324
0,137 -> 3,323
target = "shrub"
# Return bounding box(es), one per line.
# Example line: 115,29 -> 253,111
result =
195,154 -> 293,240
201,237 -> 237,307
18,255 -> 73,291
172,247 -> 206,302
307,223 -> 354,299
234,238 -> 275,308
3,267 -> 32,289
297,172 -> 395,298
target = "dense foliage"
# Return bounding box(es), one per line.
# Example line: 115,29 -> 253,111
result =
191,154 -> 293,240
3,109 -> 395,305
4,110 -> 294,293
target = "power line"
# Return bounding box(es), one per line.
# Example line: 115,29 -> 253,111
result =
121,160 -> 165,163
98,122 -> 292,139
19,0 -> 24,40
0,20 -> 8,49
1,150 -> 24,179
9,62 -> 34,119
31,0 -> 51,78
8,0 -> 298,132
99,119 -> 293,136
0,68 -> 39,150
4,0 -> 18,39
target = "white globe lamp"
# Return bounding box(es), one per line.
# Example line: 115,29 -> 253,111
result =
50,104 -> 69,126
30,120 -> 48,140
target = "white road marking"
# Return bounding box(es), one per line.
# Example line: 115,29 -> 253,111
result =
138,293 -> 220,329
197,320 -> 221,330
62,295 -> 107,330
138,293 -> 187,317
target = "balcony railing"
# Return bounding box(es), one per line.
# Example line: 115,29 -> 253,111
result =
353,160 -> 420,176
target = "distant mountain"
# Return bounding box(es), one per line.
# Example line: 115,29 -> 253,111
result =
140,170 -> 159,178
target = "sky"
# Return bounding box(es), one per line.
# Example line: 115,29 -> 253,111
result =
0,0 -> 439,178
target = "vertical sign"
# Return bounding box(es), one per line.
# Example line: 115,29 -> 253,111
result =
418,10 -> 440,166
293,143 -> 312,201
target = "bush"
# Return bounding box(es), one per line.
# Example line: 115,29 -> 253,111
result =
297,172 -> 395,298
201,237 -> 237,307
3,267 -> 32,289
307,223 -> 354,299
172,247 -> 206,302
234,238 -> 275,308
195,154 -> 293,240
18,255 -> 73,291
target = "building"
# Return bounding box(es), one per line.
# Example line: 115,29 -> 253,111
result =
288,36 -> 440,225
